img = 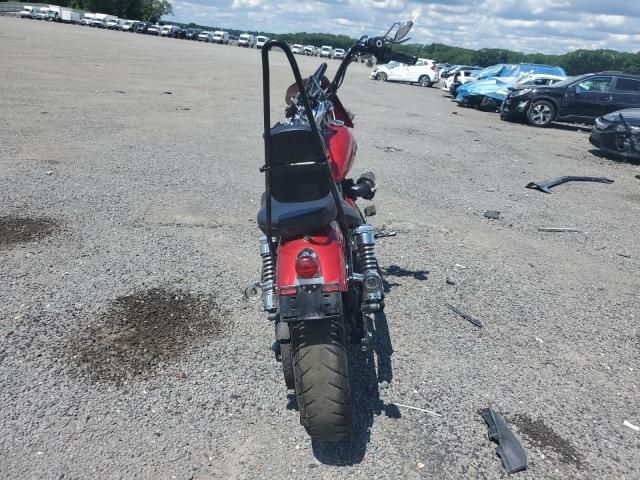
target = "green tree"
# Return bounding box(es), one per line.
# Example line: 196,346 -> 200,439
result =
142,0 -> 172,23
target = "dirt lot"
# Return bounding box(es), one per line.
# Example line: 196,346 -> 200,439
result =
1,17 -> 639,479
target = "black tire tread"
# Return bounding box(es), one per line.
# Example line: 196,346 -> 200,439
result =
291,317 -> 352,442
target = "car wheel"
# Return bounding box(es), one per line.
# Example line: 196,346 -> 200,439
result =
418,75 -> 430,87
527,100 -> 555,127
379,72 -> 387,82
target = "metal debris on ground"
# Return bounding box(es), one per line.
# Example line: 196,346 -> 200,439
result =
526,175 -> 614,194
479,408 -> 528,475
538,227 -> 581,233
623,420 -> 639,432
162,91 -> 173,95
617,253 -> 632,259
176,106 -> 191,111
447,303 -> 483,328
375,145 -> 403,153
393,402 -> 442,417
374,229 -> 397,239
484,210 -> 501,220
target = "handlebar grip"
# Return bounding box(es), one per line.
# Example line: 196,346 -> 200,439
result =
390,52 -> 417,65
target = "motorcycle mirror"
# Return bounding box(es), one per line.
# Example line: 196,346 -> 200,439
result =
394,21 -> 413,42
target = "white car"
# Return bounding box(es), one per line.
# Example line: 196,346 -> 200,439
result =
303,45 -> 316,56
198,31 -> 212,42
370,58 -> 439,87
333,48 -> 346,60
161,25 -> 180,37
441,67 -> 481,92
122,20 -> 141,32
146,24 -> 161,35
238,33 -> 256,48
256,35 -> 270,48
291,44 -> 304,54
106,18 -> 122,30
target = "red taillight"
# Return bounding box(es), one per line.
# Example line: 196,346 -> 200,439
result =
295,251 -> 319,279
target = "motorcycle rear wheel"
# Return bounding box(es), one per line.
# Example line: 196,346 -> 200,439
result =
290,316 -> 352,442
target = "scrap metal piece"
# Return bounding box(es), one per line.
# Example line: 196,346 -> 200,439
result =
526,176 -> 614,194
479,408 -> 528,475
484,210 -> 501,220
538,227 -> 581,233
446,303 -> 483,328
374,229 -> 397,239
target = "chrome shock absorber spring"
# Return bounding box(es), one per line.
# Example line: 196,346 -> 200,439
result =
259,235 -> 277,312
354,225 -> 384,306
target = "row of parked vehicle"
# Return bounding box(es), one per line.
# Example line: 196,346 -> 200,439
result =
369,58 -> 640,160
290,44 -> 346,59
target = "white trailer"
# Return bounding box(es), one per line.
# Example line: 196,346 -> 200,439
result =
60,9 -> 81,23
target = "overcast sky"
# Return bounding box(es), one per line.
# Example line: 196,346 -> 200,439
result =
170,1 -> 640,54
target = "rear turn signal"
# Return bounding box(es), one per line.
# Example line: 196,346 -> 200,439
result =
295,249 -> 319,279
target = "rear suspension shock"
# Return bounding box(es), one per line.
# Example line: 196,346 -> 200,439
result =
260,235 -> 277,313
354,225 -> 384,308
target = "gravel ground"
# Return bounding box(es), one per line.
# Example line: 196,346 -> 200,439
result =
1,17 -> 639,479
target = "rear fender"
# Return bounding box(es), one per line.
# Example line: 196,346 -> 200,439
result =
276,222 -> 348,293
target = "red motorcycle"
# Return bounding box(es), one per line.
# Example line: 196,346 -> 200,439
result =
246,22 -> 416,442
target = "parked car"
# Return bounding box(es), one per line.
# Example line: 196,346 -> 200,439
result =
106,18 -> 122,30
134,22 -> 149,33
212,31 -> 229,44
502,72 -> 640,127
146,24 -> 161,35
458,73 -> 567,111
291,44 -> 304,54
319,46 -> 333,58
590,109 -> 640,160
80,17 -> 92,26
122,20 -> 139,32
160,25 -> 180,37
185,29 -> 201,40
303,45 -> 317,56
456,64 -> 566,105
447,69 -> 483,95
333,48 -> 346,60
198,31 -> 212,42
256,35 -> 270,48
370,58 -> 439,87
441,66 -> 479,92
34,9 -> 50,20
238,33 -> 256,48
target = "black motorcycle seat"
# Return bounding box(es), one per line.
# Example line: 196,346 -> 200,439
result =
257,194 -> 338,238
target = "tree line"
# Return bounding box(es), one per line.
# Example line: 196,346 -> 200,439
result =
46,0 -> 172,23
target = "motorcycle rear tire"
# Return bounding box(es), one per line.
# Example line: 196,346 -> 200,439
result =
291,316 -> 352,442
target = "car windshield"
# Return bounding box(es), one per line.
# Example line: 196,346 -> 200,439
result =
550,74 -> 588,88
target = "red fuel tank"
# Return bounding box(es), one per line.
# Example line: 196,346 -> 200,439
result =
326,122 -> 356,182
